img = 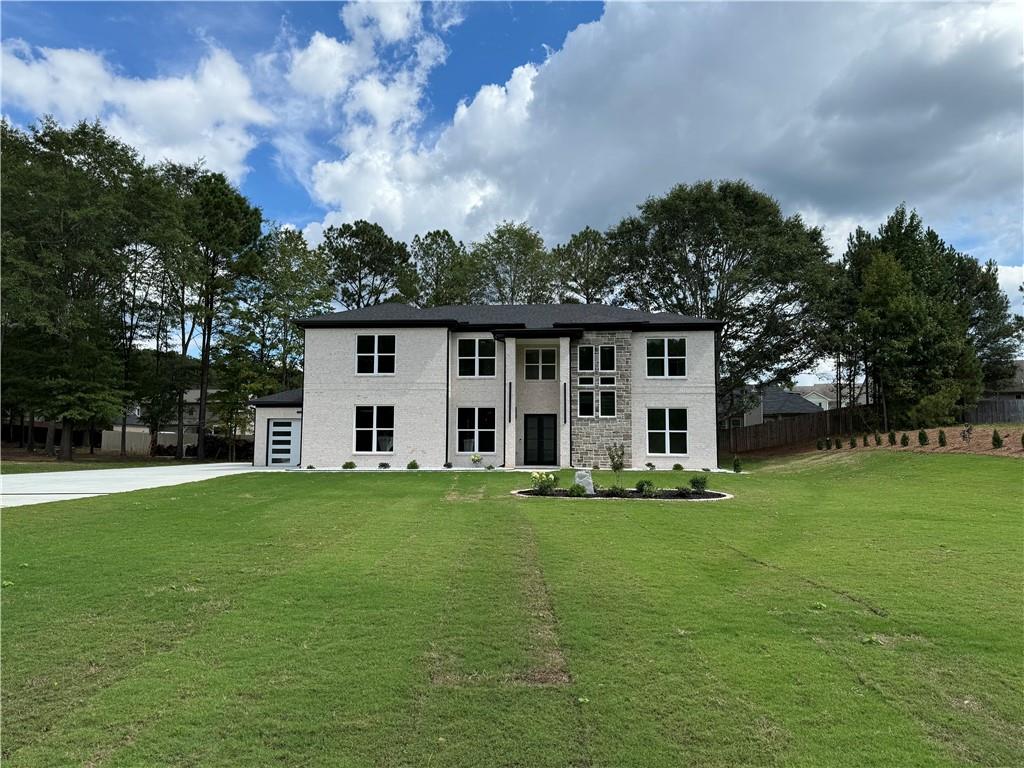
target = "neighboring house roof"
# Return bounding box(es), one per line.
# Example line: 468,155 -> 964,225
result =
250,388 -> 304,407
294,303 -> 722,332
791,382 -> 868,404
761,387 -> 823,416
993,359 -> 1024,393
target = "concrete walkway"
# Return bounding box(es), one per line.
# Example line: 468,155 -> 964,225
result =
1,463 -> 262,508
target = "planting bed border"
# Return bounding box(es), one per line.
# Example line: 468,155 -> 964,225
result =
511,489 -> 733,502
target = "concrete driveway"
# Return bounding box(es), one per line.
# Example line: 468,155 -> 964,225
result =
1,463 -> 263,507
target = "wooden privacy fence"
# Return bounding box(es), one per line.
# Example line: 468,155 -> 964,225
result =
963,399 -> 1024,424
719,407 -> 869,455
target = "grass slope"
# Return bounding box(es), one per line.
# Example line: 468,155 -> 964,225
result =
2,452 -> 1021,767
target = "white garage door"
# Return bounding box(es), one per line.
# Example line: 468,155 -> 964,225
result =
267,419 -> 301,466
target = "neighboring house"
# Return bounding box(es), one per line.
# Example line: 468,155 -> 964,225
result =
789,382 -> 868,410
985,359 -> 1024,400
720,385 -> 822,428
251,303 -> 722,469
120,389 -> 250,437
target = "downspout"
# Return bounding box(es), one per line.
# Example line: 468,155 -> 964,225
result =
445,330 -> 450,467
501,338 -> 507,468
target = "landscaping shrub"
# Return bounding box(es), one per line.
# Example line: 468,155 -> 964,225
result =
918,430 -> 928,446
530,471 -> 559,496
938,429 -> 946,447
486,464 -> 495,470
732,456 -> 742,473
1021,432 -> 1023,451
862,434 -> 869,447
406,460 -> 419,470
645,462 -> 656,471
689,475 -> 708,492
568,483 -> 587,497
848,436 -> 856,448
833,438 -> 841,450
672,463 -> 684,471
443,462 -> 452,469
342,461 -> 356,469
900,433 -> 909,447
470,453 -> 483,466
605,485 -> 628,498
635,479 -> 657,498
992,429 -> 1003,449
874,432 -> 882,446
888,430 -> 897,446
378,462 -> 391,470
816,438 -> 824,451
306,465 -> 315,470
824,437 -> 832,449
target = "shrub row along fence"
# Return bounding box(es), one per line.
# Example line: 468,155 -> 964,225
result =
718,406 -> 870,455
962,399 -> 1024,424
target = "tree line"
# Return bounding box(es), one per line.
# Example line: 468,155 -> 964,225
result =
2,118 -> 1021,460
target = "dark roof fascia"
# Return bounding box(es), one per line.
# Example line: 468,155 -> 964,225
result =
552,320 -> 724,332
293,317 -> 458,329
492,327 -> 584,340
251,398 -> 303,408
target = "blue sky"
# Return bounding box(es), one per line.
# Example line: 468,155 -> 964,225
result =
2,1 -> 1022,314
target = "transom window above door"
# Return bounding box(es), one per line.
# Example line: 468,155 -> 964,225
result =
458,338 -> 496,377
646,338 -> 686,377
457,407 -> 496,453
525,348 -> 556,380
356,334 -> 396,375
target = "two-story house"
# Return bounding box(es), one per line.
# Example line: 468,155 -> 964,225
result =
251,304 -> 722,470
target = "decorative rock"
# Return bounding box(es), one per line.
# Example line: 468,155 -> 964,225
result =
574,469 -> 595,496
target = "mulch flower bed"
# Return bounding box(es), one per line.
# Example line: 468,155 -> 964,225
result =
515,488 -> 729,501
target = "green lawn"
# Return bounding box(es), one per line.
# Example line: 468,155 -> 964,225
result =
2,452 -> 1021,767
0,458 -> 205,474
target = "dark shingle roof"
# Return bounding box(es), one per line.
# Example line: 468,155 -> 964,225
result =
294,303 -> 721,331
250,388 -> 303,407
761,387 -> 823,416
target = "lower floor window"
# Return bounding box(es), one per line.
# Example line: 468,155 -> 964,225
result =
579,391 -> 594,417
599,391 -> 616,417
355,405 -> 394,452
647,408 -> 687,454
457,407 -> 496,453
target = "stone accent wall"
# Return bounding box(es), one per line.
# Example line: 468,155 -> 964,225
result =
570,331 -> 632,468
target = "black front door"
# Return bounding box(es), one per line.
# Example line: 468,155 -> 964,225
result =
524,414 -> 557,465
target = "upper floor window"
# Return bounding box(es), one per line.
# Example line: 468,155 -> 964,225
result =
356,334 -> 395,375
457,407 -> 496,453
647,408 -> 687,455
578,345 -> 594,372
599,345 -> 616,372
355,405 -> 394,452
525,348 -> 556,380
599,390 -> 616,417
458,338 -> 496,377
646,338 -> 686,377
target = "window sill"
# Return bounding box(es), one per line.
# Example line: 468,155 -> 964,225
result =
645,375 -> 688,380
455,451 -> 498,456
353,451 -> 396,455
354,373 -> 396,377
456,375 -> 497,380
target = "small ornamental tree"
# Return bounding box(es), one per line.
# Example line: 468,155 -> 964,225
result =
992,429 -> 1003,449
874,432 -> 882,446
825,436 -> 832,449
732,455 -> 742,473
888,431 -> 897,446
816,438 -> 824,450
834,438 -> 841,450
849,436 -> 856,448
938,430 -> 947,447
918,430 -> 928,446
607,443 -> 626,486
862,434 -> 869,447
900,433 -> 910,447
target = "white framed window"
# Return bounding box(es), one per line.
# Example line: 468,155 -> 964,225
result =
356,335 -> 396,375
646,338 -> 686,377
599,375 -> 616,387
647,408 -> 687,454
457,407 -> 496,453
578,375 -> 595,387
599,390 -> 616,418
525,348 -> 556,380
354,405 -> 394,453
578,391 -> 595,417
599,345 -> 616,372
578,345 -> 595,372
457,338 -> 496,377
